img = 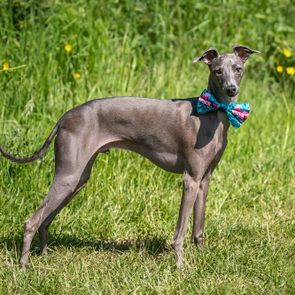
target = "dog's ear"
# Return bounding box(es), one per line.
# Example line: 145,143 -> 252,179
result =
193,48 -> 218,65
233,45 -> 260,62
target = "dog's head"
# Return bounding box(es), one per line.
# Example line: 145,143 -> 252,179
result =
193,45 -> 259,102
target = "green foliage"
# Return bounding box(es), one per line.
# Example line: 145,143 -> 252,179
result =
0,1 -> 294,294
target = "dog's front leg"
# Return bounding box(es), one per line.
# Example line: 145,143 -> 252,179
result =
191,173 -> 211,249
172,172 -> 200,267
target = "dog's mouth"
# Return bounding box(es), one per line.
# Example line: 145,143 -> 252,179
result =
227,91 -> 239,98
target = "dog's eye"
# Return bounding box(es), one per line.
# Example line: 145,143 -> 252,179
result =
236,67 -> 243,74
214,69 -> 222,75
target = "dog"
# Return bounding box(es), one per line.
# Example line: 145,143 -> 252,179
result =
0,45 -> 259,267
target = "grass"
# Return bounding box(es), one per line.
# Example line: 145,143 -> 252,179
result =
0,0 -> 294,294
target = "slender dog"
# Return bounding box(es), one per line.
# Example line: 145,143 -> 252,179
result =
0,45 -> 258,267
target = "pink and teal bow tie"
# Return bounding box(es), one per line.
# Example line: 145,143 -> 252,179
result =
195,89 -> 250,128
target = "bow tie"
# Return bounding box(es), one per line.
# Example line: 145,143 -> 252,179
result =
195,89 -> 250,128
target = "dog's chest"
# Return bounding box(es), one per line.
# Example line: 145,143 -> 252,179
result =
210,122 -> 228,166
197,113 -> 228,162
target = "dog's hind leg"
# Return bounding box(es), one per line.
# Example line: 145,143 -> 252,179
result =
20,178 -> 79,267
38,183 -> 87,256
38,154 -> 97,256
20,130 -> 99,267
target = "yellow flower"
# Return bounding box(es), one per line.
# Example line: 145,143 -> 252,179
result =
73,72 -> 81,79
276,65 -> 284,73
64,44 -> 73,53
2,62 -> 10,71
286,67 -> 295,75
283,48 -> 292,58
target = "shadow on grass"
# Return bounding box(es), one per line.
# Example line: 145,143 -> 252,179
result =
0,232 -> 170,258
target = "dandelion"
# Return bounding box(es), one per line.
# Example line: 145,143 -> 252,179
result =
2,62 -> 10,71
0,63 -> 26,73
276,65 -> 284,73
73,72 -> 81,79
286,67 -> 295,76
283,48 -> 292,58
64,44 -> 73,53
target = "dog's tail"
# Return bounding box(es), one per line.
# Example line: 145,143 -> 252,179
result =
0,122 -> 60,163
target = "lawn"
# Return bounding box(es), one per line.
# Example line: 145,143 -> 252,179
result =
0,1 -> 294,294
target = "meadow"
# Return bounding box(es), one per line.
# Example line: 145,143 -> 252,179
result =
0,0 -> 294,294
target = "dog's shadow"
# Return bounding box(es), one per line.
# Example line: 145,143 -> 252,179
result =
0,232 -> 169,258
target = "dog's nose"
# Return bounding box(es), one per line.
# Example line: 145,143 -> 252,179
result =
226,85 -> 237,96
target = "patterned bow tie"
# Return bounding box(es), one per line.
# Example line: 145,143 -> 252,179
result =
195,89 -> 250,128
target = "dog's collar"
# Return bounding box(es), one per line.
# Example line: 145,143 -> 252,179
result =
194,89 -> 250,128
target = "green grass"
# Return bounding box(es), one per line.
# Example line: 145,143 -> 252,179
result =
0,0 -> 294,294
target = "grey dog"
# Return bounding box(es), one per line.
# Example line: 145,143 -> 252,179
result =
0,45 -> 258,267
